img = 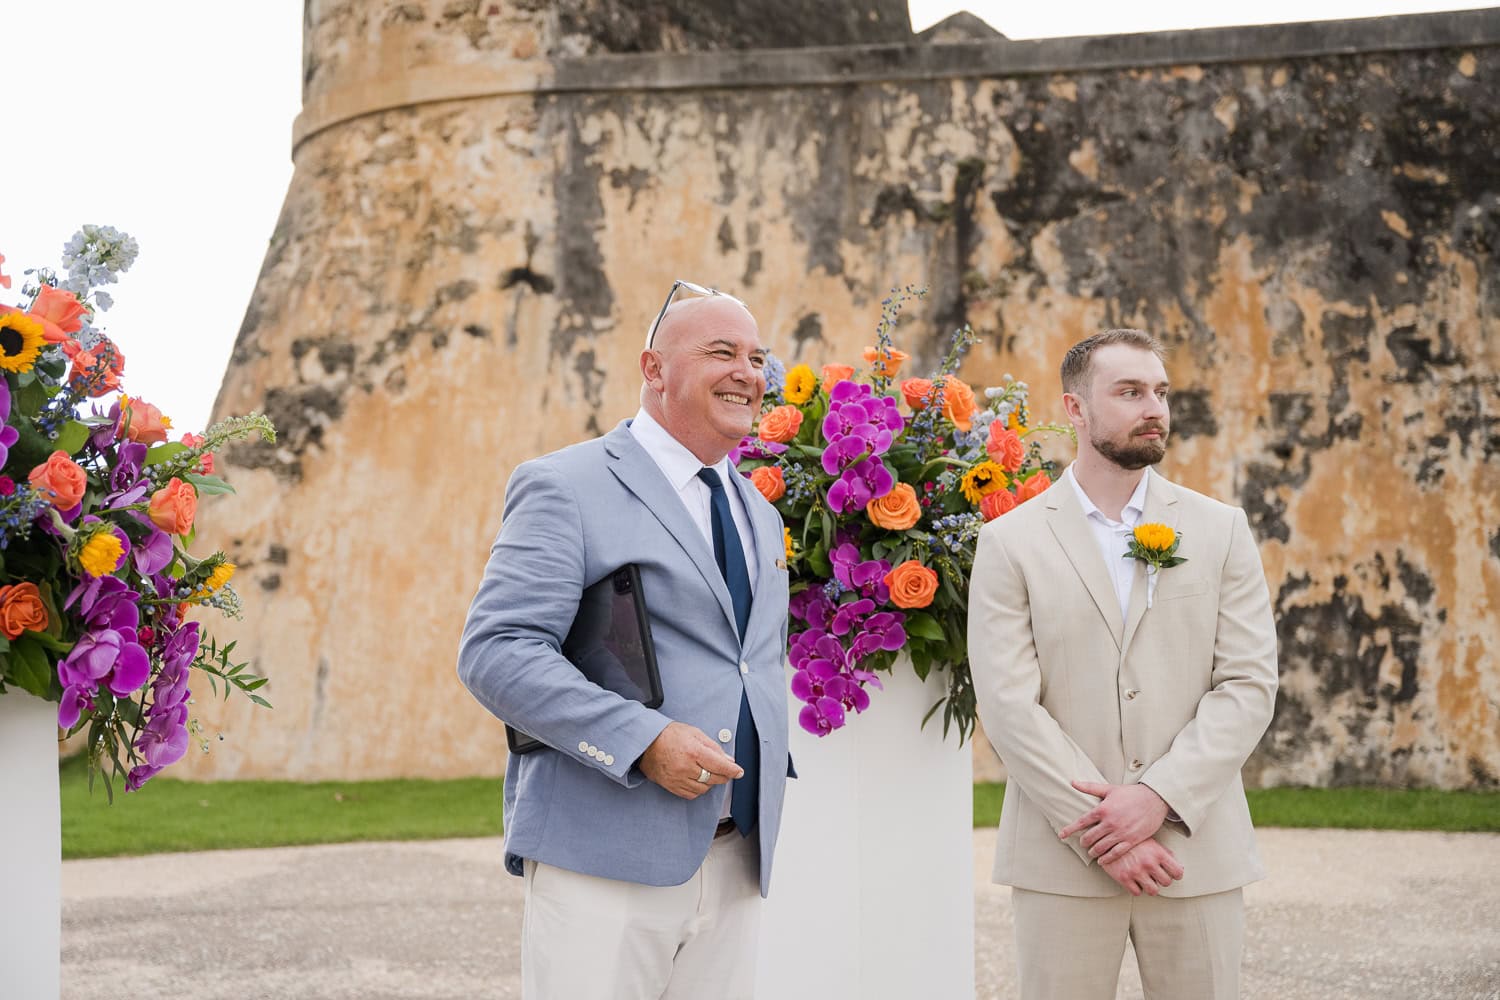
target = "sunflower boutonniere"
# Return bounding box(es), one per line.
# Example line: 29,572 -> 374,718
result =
1125,522 -> 1186,607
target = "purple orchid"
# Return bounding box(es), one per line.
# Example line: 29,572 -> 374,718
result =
138,707 -> 190,768
830,598 -> 875,637
728,436 -> 788,466
132,522 -> 174,576
57,684 -> 95,728
124,764 -> 163,792
826,457 -> 895,514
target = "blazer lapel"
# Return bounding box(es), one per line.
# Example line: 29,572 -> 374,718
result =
602,423 -> 739,637
1045,468 -> 1124,650
1120,470 -> 1181,655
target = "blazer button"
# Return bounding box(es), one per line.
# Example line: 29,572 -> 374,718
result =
1129,759 -> 1143,770
1123,689 -> 1139,701
718,729 -> 733,744
577,741 -> 589,754
587,744 -> 599,757
604,754 -> 615,766
740,660 -> 749,675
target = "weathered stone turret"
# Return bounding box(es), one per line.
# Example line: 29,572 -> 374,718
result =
187,3 -> 1500,788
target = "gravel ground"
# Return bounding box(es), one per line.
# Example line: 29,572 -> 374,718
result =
62,828 -> 1500,999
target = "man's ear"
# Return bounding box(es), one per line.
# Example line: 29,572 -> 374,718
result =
640,349 -> 663,387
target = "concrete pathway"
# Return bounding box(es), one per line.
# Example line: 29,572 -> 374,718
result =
62,829 -> 1500,999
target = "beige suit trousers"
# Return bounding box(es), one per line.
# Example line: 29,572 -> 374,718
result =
521,831 -> 762,1000
1012,886 -> 1245,1000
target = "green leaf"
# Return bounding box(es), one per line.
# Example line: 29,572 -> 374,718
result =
15,378 -> 48,415
0,635 -> 8,654
26,631 -> 74,655
6,636 -> 54,698
806,542 -> 832,578
53,420 -> 91,456
904,612 -> 946,642
143,442 -> 188,467
182,472 -> 235,496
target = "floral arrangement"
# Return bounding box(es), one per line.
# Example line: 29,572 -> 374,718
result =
0,227 -> 274,796
732,290 -> 1071,741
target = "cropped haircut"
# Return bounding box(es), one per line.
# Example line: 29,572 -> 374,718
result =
1060,329 -> 1167,397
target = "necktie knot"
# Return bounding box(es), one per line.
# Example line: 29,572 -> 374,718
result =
696,466 -> 724,491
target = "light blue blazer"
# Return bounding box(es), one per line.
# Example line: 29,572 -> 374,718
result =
457,420 -> 792,895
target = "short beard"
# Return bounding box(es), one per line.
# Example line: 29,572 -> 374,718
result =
1093,428 -> 1168,470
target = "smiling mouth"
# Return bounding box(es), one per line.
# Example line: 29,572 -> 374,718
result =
716,393 -> 750,405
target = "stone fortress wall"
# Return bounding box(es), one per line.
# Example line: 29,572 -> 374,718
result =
182,2 -> 1500,788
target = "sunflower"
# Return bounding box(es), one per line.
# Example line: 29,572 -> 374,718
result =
959,460 -> 1009,505
0,309 -> 46,374
783,364 -> 818,405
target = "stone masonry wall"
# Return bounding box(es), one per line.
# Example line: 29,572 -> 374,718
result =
182,3 -> 1499,787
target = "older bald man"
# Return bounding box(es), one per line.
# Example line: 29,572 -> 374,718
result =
458,282 -> 793,1000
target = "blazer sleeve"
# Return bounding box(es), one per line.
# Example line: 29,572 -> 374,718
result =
456,459 -> 671,787
969,523 -> 1111,866
1139,507 -> 1279,834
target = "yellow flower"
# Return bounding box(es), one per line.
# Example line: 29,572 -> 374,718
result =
784,527 -> 796,562
960,460 -> 1009,505
1132,523 -> 1177,553
78,532 -> 125,577
783,364 -> 818,405
1007,408 -> 1028,435
0,310 -> 46,374
206,562 -> 236,592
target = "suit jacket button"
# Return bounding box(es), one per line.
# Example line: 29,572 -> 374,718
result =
718,729 -> 733,744
577,741 -> 589,754
604,754 -> 615,766
1129,759 -> 1143,770
740,661 -> 749,675
588,744 -> 599,757
1123,689 -> 1139,700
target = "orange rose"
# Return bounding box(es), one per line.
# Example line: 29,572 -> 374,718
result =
979,488 -> 1018,521
884,559 -> 939,609
28,286 -> 86,343
757,405 -> 804,444
986,424 -> 1025,473
0,582 -> 49,639
861,346 -> 910,379
148,477 -> 198,535
901,378 -> 936,410
62,336 -> 125,397
117,397 -> 171,445
821,364 -> 855,393
1017,471 -> 1052,503
749,466 -> 786,503
866,482 -> 921,530
941,379 -> 979,432
28,451 -> 87,510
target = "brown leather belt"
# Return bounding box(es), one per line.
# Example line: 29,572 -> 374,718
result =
714,818 -> 737,839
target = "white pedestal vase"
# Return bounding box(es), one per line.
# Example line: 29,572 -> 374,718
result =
0,690 -> 62,1000
757,656 -> 975,1000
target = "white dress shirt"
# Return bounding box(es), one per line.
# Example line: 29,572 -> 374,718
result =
1068,465 -> 1153,623
628,409 -> 760,595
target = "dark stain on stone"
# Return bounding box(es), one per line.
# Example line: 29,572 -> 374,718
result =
552,110 -> 615,362
1385,323 -> 1465,383
787,91 -> 851,277
502,267 -> 556,294
260,574 -> 282,592
791,313 -> 823,354
1396,551 -> 1435,606
608,166 -> 653,211
1168,389 -> 1218,440
717,218 -> 737,254
742,250 -> 763,287
268,545 -> 289,565
1491,528 -> 1500,562
464,323 -> 489,339
869,184 -> 943,228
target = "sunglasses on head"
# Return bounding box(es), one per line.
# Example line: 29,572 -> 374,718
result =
644,279 -> 745,350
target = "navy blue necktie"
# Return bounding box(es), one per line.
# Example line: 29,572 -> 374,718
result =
696,466 -> 759,836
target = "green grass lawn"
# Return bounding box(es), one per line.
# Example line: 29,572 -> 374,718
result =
61,757 -> 1500,860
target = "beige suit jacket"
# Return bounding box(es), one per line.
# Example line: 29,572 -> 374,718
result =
969,467 -> 1278,898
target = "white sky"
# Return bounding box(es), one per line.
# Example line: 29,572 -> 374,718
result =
4,1 -> 1491,432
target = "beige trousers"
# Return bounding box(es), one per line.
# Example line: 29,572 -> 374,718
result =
521,832 -> 762,1000
1012,886 -> 1245,1000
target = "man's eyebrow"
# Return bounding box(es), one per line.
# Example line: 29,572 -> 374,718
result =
702,338 -> 767,356
1112,377 -> 1171,388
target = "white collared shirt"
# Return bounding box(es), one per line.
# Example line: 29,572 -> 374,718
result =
628,408 -> 759,595
1068,465 -> 1153,624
